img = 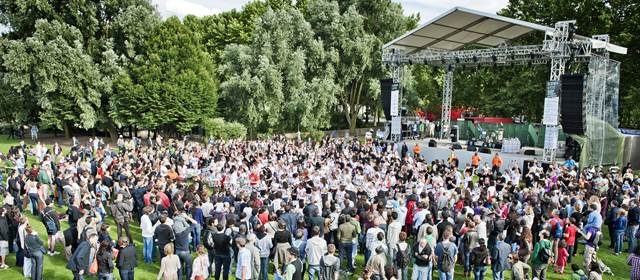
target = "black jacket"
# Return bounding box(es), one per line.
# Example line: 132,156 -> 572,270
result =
97,250 -> 114,273
154,224 -> 174,246
0,217 -> 9,241
212,232 -> 232,257
116,244 -> 137,270
67,240 -> 92,272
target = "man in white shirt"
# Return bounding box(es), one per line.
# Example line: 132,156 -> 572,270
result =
201,199 -> 214,219
365,220 -> 383,263
305,226 -> 327,280
386,212 -> 403,257
140,206 -> 154,263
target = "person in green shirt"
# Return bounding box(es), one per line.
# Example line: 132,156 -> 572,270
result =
531,230 -> 553,280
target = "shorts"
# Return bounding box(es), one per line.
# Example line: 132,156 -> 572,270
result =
0,240 -> 8,256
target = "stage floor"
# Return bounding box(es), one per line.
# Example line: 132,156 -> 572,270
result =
402,138 -> 563,171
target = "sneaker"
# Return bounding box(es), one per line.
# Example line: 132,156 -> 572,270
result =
0,264 -> 8,269
51,251 -> 60,255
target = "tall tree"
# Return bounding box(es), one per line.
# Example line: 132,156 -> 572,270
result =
219,7 -> 338,135
111,17 -> 218,134
304,0 -> 418,132
0,0 -> 160,138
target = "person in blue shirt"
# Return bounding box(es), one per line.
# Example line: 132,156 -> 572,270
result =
584,203 -> 603,231
563,156 -> 576,170
614,210 -> 628,255
435,228 -> 458,280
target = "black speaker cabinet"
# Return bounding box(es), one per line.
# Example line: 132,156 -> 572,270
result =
560,74 -> 585,134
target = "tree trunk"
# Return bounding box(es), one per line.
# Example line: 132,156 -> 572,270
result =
106,120 -> 118,143
63,122 -> 71,139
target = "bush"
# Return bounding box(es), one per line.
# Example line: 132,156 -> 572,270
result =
202,118 -> 247,140
303,130 -> 325,142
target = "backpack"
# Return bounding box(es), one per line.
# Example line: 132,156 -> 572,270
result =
203,229 -> 215,250
440,243 -> 454,272
552,218 -> 564,239
396,244 -> 411,268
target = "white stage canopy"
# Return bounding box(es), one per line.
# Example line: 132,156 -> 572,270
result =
384,7 -> 626,55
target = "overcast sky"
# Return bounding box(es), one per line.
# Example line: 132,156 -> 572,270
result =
151,0 -> 509,22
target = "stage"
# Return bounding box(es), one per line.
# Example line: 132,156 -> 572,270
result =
402,138 -> 562,172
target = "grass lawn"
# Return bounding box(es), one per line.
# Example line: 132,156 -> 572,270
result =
0,136 -> 633,279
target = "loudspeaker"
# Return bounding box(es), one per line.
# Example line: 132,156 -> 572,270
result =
380,79 -> 393,121
479,147 -> 491,154
524,149 -> 536,156
428,140 -> 437,147
452,143 -> 462,150
560,74 -> 585,134
467,146 -> 477,152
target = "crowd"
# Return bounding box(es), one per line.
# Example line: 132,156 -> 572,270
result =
0,134 -> 639,280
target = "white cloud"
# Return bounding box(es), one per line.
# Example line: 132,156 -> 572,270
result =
151,0 -> 508,22
152,0 -> 223,18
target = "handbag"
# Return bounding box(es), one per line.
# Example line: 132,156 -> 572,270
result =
89,255 -> 98,274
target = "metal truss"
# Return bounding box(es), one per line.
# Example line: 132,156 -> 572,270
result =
542,20 -> 575,162
441,70 -> 453,139
381,19 -> 615,163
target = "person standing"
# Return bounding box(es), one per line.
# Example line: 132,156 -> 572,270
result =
628,199 -> 640,253
411,238 -> 432,280
491,234 -> 511,280
246,234 -> 261,280
158,243 -> 180,280
67,233 -> 98,280
212,223 -> 232,280
510,253 -> 531,280
491,153 -> 503,177
116,237 -> 137,280
96,240 -> 114,280
255,225 -> 272,280
320,244 -> 340,280
154,215 -> 175,259
305,226 -> 327,280
337,215 -> 356,273
365,246 -> 387,280
614,209 -> 628,255
0,208 -> 10,269
41,199 -> 61,256
434,228 -> 458,280
30,125 -> 38,141
141,206 -> 155,263
236,237 -> 252,280
470,238 -> 490,280
283,247 -> 303,280
173,209 -> 196,280
531,231 -> 552,280
25,225 -> 44,280
191,245 -> 210,280
111,193 -> 133,241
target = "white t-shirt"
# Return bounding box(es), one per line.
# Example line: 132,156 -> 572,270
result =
236,248 -> 252,279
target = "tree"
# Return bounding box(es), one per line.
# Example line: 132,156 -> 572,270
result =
1,20 -> 107,137
304,0 -> 418,133
0,0 -> 160,138
219,7 -> 338,135
502,0 -> 640,128
111,17 -> 218,134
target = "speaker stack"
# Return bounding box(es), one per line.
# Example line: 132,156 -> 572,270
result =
428,139 -> 437,147
560,74 -> 586,134
380,78 -> 394,121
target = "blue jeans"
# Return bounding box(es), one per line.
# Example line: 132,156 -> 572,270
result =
614,230 -> 625,253
463,251 -> 472,273
411,263 -> 432,280
339,242 -> 354,272
493,268 -> 505,280
398,265 -> 408,280
31,252 -> 43,280
627,225 -> 638,253
438,270 -> 454,280
143,237 -> 153,263
260,257 -> 269,280
308,264 -> 320,280
119,269 -> 134,280
474,266 -> 486,280
98,273 -> 114,280
29,193 -> 39,215
191,223 -> 201,249
177,250 -> 192,280
351,240 -> 358,267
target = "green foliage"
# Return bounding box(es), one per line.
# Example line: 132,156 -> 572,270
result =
1,20 -> 107,130
219,6 -> 338,135
112,17 -> 218,133
202,117 -> 247,140
502,0 -> 640,128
